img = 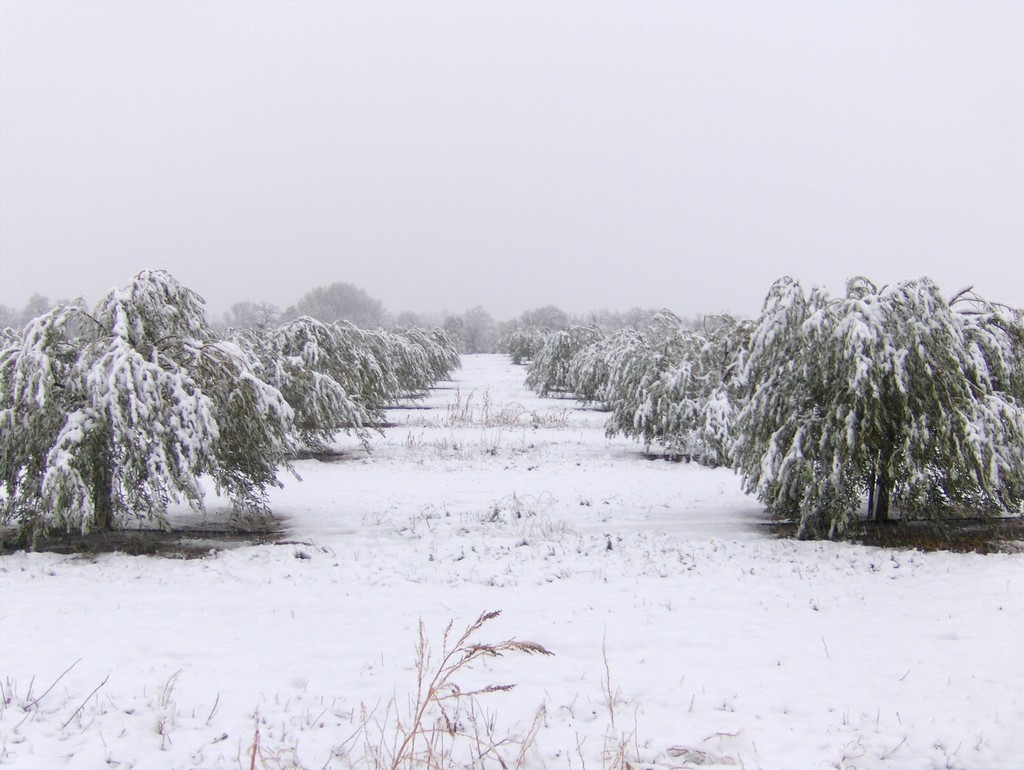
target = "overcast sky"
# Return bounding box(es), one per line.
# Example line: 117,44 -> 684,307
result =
1,1 -> 1021,322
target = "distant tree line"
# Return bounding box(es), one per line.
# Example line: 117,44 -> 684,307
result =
0,293 -> 60,330
218,281 -> 669,356
4,278 -> 672,359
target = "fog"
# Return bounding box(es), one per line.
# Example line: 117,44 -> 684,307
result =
1,1 -> 1022,321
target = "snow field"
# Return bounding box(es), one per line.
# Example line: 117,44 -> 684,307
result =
1,355 -> 1023,769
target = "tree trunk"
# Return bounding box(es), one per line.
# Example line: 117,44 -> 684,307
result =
872,472 -> 891,521
869,456 -> 892,522
91,453 -> 115,531
867,463 -> 876,519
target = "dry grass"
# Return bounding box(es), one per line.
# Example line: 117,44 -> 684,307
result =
245,611 -> 553,770
404,388 -> 572,431
3,616 -> 656,770
379,610 -> 552,769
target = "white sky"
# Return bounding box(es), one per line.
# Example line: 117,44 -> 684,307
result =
1,1 -> 1021,321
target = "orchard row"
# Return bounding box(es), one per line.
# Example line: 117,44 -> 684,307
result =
0,271 -> 459,541
513,277 -> 1024,538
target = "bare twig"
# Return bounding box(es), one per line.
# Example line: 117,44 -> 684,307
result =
26,658 -> 81,710
880,735 -> 908,759
249,727 -> 260,770
205,692 -> 220,726
62,675 -> 109,729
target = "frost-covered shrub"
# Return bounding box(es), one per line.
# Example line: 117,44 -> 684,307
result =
525,326 -> 604,397
0,271 -> 295,539
733,277 -> 1024,539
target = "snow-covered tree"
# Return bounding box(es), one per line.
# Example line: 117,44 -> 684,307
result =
224,301 -> 280,331
234,316 -> 377,451
331,324 -> 459,408
230,320 -> 459,451
501,327 -> 551,365
599,312 -> 708,457
388,327 -> 461,396
571,312 -> 747,465
567,331 -> 619,405
0,271 -> 295,540
696,315 -> 753,465
521,312 -> 748,465
525,325 -> 604,397
733,277 -> 1024,539
284,282 -> 386,328
444,306 -> 498,354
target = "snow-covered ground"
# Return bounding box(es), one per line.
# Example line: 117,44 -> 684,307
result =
2,354 -> 1023,769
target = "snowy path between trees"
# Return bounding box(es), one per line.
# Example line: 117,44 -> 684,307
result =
2,354 -> 1023,769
